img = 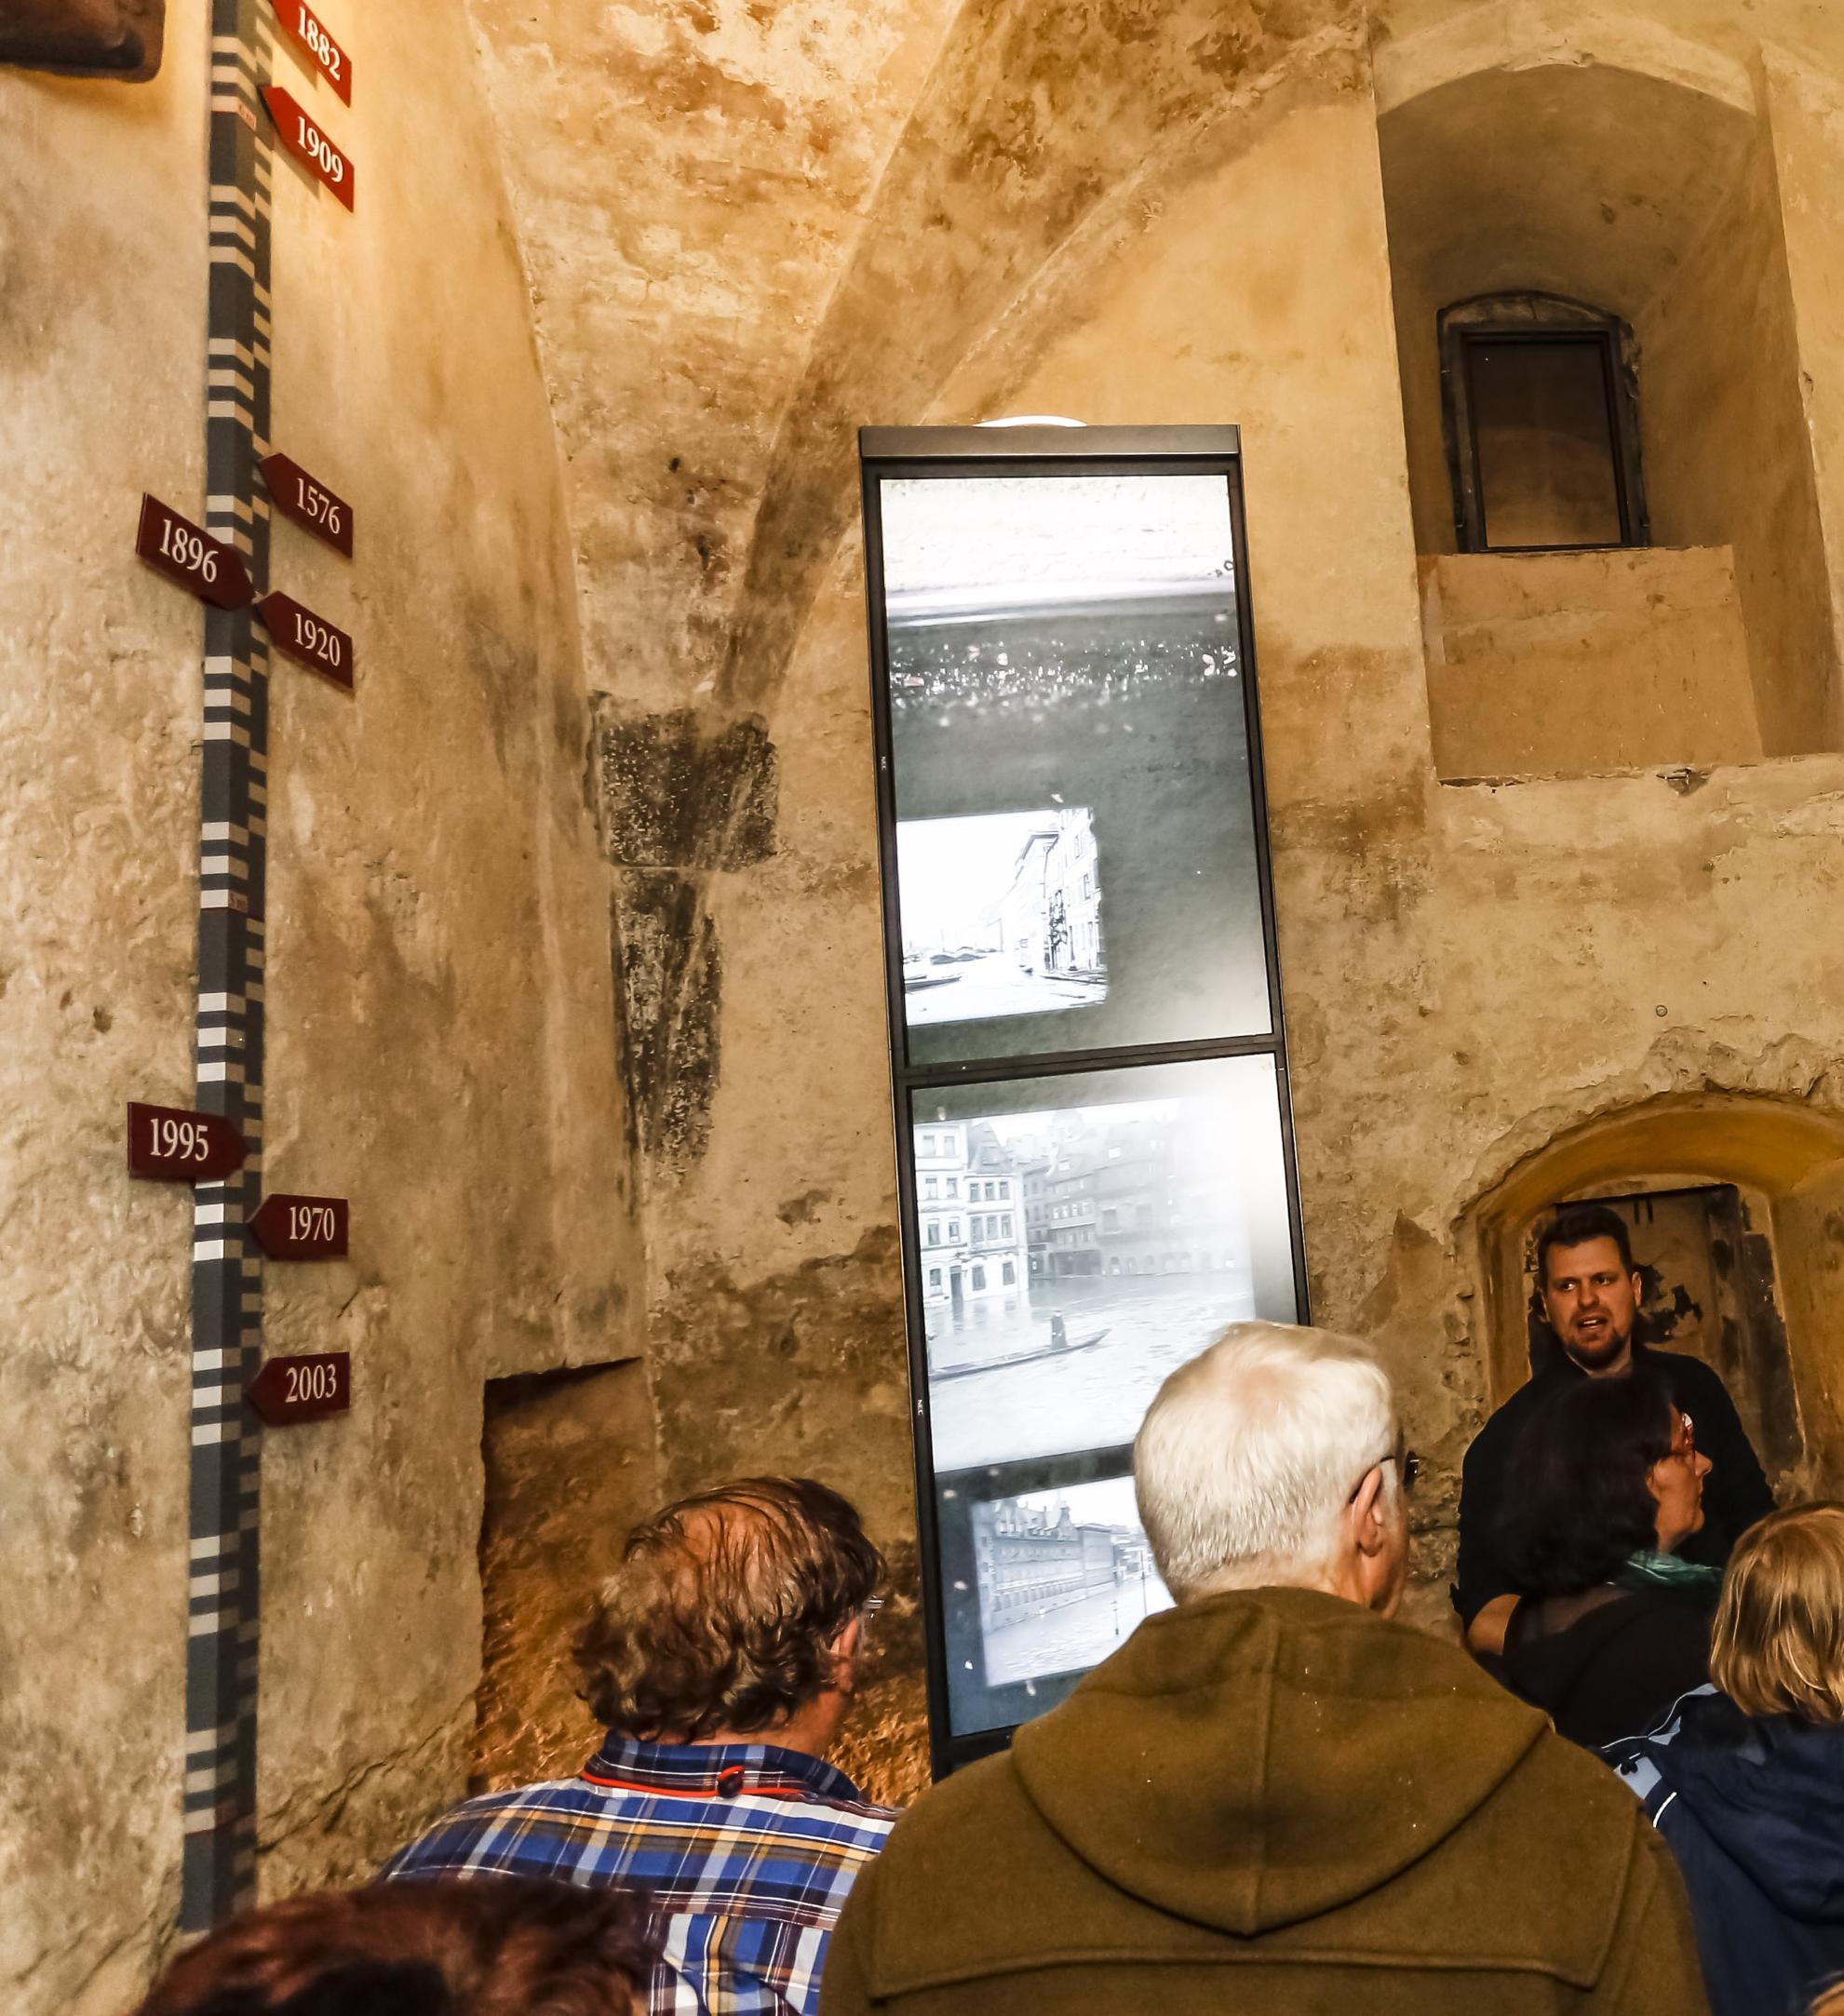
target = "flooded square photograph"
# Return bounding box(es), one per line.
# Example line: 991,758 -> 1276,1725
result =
914,1058 -> 1296,1472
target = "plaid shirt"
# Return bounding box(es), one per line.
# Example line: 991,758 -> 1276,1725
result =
379,1735 -> 896,2016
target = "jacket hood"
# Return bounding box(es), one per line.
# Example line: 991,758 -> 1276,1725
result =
1009,1585 -> 1553,1938
1654,1694 -> 1844,1919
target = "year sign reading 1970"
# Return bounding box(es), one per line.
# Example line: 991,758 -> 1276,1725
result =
278,0 -> 350,104
262,453 -> 353,558
261,86 -> 353,209
259,592 -> 353,691
249,1192 -> 350,1260
135,495 -> 253,610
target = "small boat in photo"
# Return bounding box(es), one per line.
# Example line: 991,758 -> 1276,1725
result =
931,1326 -> 1110,1382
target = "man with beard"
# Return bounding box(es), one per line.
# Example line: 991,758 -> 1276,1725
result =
1455,1202 -> 1774,1658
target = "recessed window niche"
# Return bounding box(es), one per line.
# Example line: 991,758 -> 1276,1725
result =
1380,53 -> 1841,774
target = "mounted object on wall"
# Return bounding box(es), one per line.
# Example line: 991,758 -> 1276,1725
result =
0,0 -> 163,79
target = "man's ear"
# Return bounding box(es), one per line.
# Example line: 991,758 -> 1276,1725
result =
828,1613 -> 864,1690
1349,1464 -> 1390,1559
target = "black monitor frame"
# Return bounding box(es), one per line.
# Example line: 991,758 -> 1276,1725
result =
857,424 -> 1309,1777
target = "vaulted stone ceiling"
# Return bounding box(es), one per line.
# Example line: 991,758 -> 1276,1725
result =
463,0 -> 1844,722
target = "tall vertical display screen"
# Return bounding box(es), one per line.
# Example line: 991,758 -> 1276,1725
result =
859,426 -> 1309,1775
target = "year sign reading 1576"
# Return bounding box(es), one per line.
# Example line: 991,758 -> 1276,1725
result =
261,85 -> 353,209
262,452 -> 353,558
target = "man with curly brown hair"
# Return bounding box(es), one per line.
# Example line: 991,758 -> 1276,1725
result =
381,1476 -> 896,2016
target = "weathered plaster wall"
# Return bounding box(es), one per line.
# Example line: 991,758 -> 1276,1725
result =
0,3 -> 639,2008
1637,117 -> 1837,756
1420,547 -> 1762,780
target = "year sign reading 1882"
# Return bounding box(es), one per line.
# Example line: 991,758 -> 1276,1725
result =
135,495 -> 253,610
262,453 -> 353,558
249,1352 -> 351,1426
127,1102 -> 249,1183
249,1192 -> 349,1260
258,592 -> 353,691
261,86 -> 353,209
278,0 -> 350,105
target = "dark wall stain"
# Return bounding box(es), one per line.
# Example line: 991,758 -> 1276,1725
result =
610,875 -> 721,1171
591,699 -> 777,869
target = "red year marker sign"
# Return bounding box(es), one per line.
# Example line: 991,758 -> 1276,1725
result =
135,495 -> 253,610
262,452 -> 353,558
261,86 -> 353,209
259,592 -> 352,690
249,1352 -> 351,1426
277,0 -> 350,105
249,1193 -> 349,1260
127,1102 -> 249,1183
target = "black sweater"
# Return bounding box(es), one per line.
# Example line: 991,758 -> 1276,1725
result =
1453,1343 -> 1774,1627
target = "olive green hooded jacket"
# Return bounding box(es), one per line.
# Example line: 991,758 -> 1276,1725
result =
819,1586 -> 1708,2016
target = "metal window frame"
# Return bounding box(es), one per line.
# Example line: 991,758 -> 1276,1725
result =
1438,293 -> 1650,554
857,424 -> 1310,1778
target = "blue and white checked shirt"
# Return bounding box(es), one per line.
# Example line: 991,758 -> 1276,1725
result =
380,1735 -> 897,2016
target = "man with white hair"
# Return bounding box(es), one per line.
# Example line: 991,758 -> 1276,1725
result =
820,1323 -> 1707,2016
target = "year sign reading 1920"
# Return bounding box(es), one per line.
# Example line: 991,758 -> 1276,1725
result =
278,0 -> 350,104
135,495 -> 253,610
262,453 -> 353,558
261,86 -> 353,210
258,592 -> 353,691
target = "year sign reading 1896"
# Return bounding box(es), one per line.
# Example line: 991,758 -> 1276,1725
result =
249,1192 -> 349,1260
258,592 -> 353,691
127,1101 -> 249,1183
135,495 -> 253,610
262,453 -> 353,558
249,1352 -> 351,1426
261,86 -> 353,210
278,0 -> 350,105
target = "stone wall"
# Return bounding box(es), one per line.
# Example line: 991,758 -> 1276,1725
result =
12,1 -> 1844,2006
0,5 -> 639,2009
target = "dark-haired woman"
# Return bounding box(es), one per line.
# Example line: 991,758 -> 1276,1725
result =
1493,1368 -> 1717,1747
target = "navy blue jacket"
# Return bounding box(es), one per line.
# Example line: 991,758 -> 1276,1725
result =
1608,1688 -> 1844,2016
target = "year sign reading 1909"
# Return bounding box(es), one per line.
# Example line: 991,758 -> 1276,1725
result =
127,1101 -> 249,1183
249,1192 -> 349,1260
278,0 -> 350,105
258,592 -> 353,691
261,86 -> 353,210
135,494 -> 253,610
261,452 -> 353,558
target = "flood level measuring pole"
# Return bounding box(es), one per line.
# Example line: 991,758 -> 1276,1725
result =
128,0 -> 357,1935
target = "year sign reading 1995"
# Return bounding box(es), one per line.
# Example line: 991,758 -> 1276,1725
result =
258,592 -> 353,691
261,86 -> 353,210
135,495 -> 253,610
127,1101 -> 249,1183
279,0 -> 350,105
262,453 -> 353,558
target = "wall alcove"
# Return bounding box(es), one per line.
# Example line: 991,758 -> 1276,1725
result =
1466,1094 -> 1844,1487
1378,32 -> 1843,775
